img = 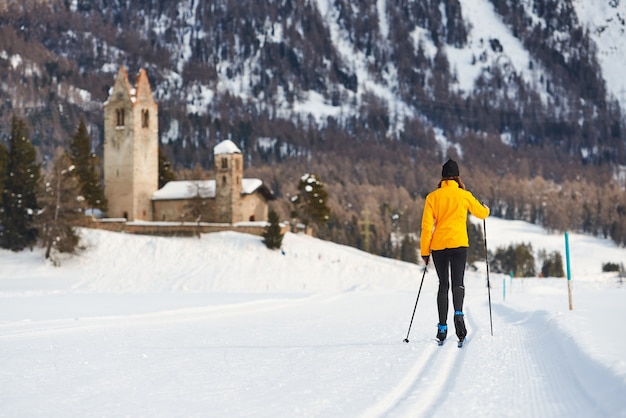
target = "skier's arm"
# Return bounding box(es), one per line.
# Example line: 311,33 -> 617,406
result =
420,197 -> 435,260
467,193 -> 490,220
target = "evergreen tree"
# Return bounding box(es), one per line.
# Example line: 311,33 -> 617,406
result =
0,142 -> 7,208
38,151 -> 83,263
399,235 -> 418,264
262,209 -> 284,250
515,243 -> 536,277
467,219 -> 485,265
1,116 -> 41,251
541,251 -> 565,277
67,119 -> 107,212
158,147 -> 176,188
491,242 -> 535,277
291,173 -> 331,227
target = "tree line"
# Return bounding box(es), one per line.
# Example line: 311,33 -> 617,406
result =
0,116 -> 106,264
2,113 -> 625,267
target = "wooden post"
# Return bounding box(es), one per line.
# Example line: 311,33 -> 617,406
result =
565,232 -> 573,310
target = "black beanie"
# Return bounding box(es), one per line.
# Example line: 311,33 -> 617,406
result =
442,159 -> 459,177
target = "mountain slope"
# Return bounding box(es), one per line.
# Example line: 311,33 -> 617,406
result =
1,0 -> 626,254
0,0 -> 623,168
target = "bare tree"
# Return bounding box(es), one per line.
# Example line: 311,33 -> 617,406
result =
37,150 -> 84,264
183,181 -> 213,237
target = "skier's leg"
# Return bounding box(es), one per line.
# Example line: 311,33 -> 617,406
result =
450,247 -> 468,312
432,250 -> 450,326
450,247 -> 468,340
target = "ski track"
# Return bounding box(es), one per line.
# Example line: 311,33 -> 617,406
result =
0,294 -> 331,339
365,292 -> 626,418
388,340 -> 467,418
489,305 -> 624,417
364,308 -> 475,418
432,301 -> 625,418
3,280 -> 626,417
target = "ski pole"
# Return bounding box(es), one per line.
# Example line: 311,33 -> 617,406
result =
403,266 -> 427,343
484,218 -> 493,336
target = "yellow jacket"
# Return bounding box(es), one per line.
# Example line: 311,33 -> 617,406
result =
420,180 -> 490,256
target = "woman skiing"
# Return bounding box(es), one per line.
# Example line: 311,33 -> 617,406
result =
420,159 -> 490,344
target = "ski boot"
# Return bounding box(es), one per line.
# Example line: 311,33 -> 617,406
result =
454,311 -> 467,342
436,324 -> 447,345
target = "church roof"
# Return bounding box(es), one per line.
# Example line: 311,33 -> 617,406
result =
214,140 -> 241,155
152,179 -> 274,201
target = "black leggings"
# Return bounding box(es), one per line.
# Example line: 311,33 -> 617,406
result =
432,247 -> 467,325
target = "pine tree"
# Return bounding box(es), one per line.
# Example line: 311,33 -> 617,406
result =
541,251 -> 565,278
1,116 -> 41,251
67,119 -> 107,212
291,173 -> 331,227
263,209 -> 284,250
0,142 -> 8,208
38,150 -> 83,263
467,219 -> 485,265
400,235 -> 418,264
158,147 -> 176,188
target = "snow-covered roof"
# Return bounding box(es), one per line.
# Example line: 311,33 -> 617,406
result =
214,140 -> 241,155
152,179 -> 264,200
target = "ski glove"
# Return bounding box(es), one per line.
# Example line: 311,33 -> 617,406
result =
422,255 -> 430,265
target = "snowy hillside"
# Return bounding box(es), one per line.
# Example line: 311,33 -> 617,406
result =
1,218 -> 625,417
573,0 -> 626,107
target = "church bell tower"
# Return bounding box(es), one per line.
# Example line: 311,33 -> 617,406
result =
214,140 -> 243,223
103,67 -> 158,221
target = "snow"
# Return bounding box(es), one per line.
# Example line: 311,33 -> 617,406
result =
572,0 -> 626,109
292,90 -> 343,125
310,0 -> 414,134
214,139 -> 242,155
1,218 -> 625,417
9,53 -> 22,69
152,178 -> 263,200
152,180 -> 216,200
151,0 -> 625,149
448,0 -> 535,94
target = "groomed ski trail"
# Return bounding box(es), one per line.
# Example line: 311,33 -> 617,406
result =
2,278 -> 625,417
362,337 -> 469,417
362,277 -> 626,418
362,305 -> 475,418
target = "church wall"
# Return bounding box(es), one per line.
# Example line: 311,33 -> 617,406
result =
153,199 -> 218,222
241,193 -> 268,222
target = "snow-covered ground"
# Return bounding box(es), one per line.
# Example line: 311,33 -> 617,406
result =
1,217 -> 625,417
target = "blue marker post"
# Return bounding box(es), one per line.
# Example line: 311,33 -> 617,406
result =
565,232 -> 573,310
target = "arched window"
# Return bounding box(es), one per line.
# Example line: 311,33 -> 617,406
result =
221,158 -> 228,169
222,175 -> 227,186
116,109 -> 125,127
142,109 -> 149,128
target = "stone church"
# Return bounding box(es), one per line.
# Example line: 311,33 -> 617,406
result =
103,67 -> 274,224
